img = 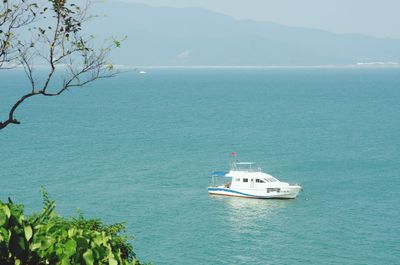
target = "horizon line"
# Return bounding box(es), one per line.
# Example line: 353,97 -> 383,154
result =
115,64 -> 400,70
4,63 -> 400,71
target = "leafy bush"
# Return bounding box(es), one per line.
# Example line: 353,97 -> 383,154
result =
0,191 -> 146,265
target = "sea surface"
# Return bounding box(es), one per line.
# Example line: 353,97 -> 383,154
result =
1,68 -> 399,264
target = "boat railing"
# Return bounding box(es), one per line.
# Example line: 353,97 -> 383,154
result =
289,183 -> 302,188
231,162 -> 261,172
210,171 -> 231,187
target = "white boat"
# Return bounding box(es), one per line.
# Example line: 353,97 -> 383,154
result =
208,162 -> 302,199
139,70 -> 147,74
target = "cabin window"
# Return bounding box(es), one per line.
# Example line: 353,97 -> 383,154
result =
256,179 -> 265,183
235,178 -> 240,182
243,178 -> 248,183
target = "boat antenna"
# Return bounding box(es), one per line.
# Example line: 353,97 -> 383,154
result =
231,151 -> 238,163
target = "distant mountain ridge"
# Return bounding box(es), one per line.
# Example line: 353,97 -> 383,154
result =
88,2 -> 400,66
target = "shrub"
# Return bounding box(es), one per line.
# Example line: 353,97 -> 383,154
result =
0,192 -> 146,265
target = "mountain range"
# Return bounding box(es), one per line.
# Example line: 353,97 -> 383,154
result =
87,2 -> 400,66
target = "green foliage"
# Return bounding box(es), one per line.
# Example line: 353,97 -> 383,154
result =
0,191 -> 147,265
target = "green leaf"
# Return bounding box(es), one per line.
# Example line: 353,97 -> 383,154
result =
41,236 -> 53,249
83,249 -> 94,265
18,214 -> 25,225
61,258 -> 71,265
24,225 -> 32,241
0,209 -> 7,226
106,64 -> 114,71
109,256 -> 118,265
113,40 -> 121,48
64,239 -> 76,257
3,205 -> 11,218
68,228 -> 75,238
30,242 -> 41,251
0,227 -> 9,242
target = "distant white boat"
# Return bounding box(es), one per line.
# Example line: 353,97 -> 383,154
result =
139,70 -> 147,74
208,161 -> 302,199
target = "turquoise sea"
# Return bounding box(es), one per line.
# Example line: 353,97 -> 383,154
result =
1,68 -> 399,264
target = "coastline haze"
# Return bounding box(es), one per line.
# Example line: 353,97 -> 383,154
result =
118,0 -> 400,39
89,2 -> 400,66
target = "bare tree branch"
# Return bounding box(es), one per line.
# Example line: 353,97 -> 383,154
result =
1,0 -> 38,67
0,0 -> 122,130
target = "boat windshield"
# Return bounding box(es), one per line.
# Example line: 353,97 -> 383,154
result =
231,162 -> 261,172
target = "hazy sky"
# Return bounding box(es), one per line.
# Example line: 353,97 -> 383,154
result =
118,0 -> 400,39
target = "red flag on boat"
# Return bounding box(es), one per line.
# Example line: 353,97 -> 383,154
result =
231,151 -> 237,156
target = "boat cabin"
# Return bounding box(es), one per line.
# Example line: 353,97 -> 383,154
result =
211,162 -> 280,189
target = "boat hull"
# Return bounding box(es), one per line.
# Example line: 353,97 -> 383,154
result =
208,187 -> 301,199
